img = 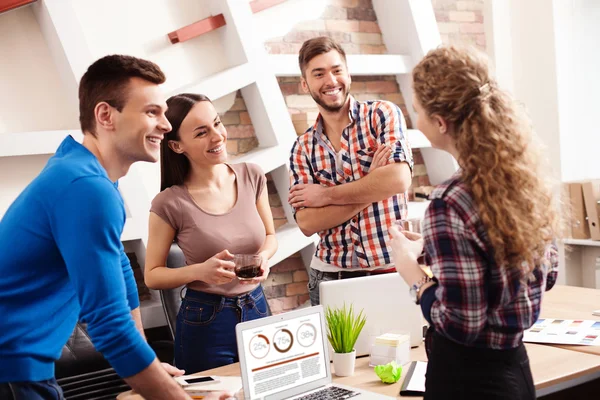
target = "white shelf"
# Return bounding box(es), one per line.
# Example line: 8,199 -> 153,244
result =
231,145 -> 288,174
271,223 -> 318,266
406,129 -> 431,149
267,54 -> 413,77
170,62 -> 257,101
121,218 -> 145,242
563,238 -> 600,247
0,130 -> 81,158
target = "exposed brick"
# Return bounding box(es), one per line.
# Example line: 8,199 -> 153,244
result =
476,33 -> 486,47
285,94 -> 316,109
366,81 -> 398,93
265,42 -> 302,54
381,93 -> 405,106
320,30 -> 352,43
221,112 -> 241,125
448,11 -> 476,22
238,137 -> 259,153
413,164 -> 428,177
340,43 -> 361,54
271,257 -> 305,273
418,175 -> 431,186
323,5 -> 348,19
293,269 -> 309,282
457,1 -> 484,11
226,140 -> 238,155
358,0 -> 373,8
279,76 -> 301,83
347,7 -> 377,21
229,97 -> 246,111
413,149 -> 424,164
267,180 -> 277,194
279,82 -> 300,96
437,22 -> 459,34
298,294 -> 311,306
227,125 -> 255,139
354,93 -> 379,102
294,121 -> 310,135
239,111 -> 252,125
294,19 -> 326,31
351,81 -> 366,92
271,206 -> 286,219
269,193 -> 282,207
264,271 -> 293,286
474,11 -> 484,23
283,296 -> 299,310
358,21 -> 381,33
351,32 -> 382,45
274,219 -> 288,230
434,10 -> 449,22
284,30 -> 321,43
286,282 -> 309,296
330,0 -> 359,7
459,23 -> 484,33
325,19 -> 360,32
263,284 -> 286,298
359,44 -> 387,54
268,298 -> 284,313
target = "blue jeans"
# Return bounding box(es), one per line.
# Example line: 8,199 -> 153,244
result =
0,378 -> 64,400
174,285 -> 269,374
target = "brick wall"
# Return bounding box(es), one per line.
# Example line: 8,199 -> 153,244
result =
220,0 -> 485,314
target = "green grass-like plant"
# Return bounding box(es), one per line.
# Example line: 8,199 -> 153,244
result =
324,304 -> 367,354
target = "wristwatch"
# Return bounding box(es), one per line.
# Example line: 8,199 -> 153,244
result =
409,275 -> 433,305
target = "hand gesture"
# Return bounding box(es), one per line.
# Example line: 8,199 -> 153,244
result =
160,362 -> 184,377
198,250 -> 236,285
370,144 -> 392,171
288,183 -> 330,209
389,226 -> 425,284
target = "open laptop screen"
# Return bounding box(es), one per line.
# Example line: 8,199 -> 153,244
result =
239,311 -> 327,399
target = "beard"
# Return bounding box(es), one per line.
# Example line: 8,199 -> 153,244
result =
308,84 -> 351,113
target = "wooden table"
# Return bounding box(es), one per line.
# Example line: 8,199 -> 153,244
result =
540,285 -> 600,356
119,285 -> 600,399
118,343 -> 600,399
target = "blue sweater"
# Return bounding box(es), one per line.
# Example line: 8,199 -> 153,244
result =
0,136 -> 155,382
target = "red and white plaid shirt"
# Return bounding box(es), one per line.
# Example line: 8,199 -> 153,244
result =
289,97 -> 413,269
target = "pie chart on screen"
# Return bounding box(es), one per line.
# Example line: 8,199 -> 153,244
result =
249,334 -> 270,359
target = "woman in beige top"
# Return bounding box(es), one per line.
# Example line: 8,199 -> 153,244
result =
145,93 -> 277,374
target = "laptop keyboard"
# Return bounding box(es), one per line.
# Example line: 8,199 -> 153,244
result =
297,386 -> 360,399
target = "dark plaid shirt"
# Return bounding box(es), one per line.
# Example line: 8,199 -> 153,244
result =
423,172 -> 558,350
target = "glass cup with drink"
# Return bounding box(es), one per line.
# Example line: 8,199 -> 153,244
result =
392,218 -> 432,277
234,254 -> 263,281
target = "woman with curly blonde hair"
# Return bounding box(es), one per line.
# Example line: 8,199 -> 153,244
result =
391,45 -> 560,399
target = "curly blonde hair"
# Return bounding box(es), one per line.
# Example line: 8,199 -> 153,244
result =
412,45 -> 560,274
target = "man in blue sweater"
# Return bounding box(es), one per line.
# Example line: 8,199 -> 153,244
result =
0,56 -> 199,399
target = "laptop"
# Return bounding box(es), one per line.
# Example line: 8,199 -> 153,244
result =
320,274 -> 424,357
235,306 -> 394,400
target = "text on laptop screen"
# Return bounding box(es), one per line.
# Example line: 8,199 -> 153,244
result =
240,311 -> 327,399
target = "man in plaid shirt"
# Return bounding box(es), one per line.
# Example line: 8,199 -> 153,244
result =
288,37 -> 413,305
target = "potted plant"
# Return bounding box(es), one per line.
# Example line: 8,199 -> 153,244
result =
324,304 -> 367,377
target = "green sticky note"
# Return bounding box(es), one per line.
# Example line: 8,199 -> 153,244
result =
374,361 -> 402,384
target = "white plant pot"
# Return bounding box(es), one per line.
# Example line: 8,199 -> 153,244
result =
332,349 -> 356,377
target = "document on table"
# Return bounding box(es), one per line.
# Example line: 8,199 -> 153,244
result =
523,318 -> 600,345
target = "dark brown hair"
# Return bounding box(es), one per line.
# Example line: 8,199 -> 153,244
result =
160,93 -> 212,191
298,36 -> 347,77
79,54 -> 166,136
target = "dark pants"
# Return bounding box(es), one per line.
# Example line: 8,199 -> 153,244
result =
424,332 -> 535,400
174,285 -> 269,374
0,379 -> 64,400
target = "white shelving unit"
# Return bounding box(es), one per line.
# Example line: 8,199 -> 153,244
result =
1,0 -> 456,328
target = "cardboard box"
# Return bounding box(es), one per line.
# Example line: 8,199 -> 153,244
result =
566,182 -> 590,239
581,180 -> 600,240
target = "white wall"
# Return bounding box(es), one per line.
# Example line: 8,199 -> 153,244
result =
0,7 -> 78,134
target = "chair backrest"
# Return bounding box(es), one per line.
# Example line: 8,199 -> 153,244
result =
160,243 -> 187,340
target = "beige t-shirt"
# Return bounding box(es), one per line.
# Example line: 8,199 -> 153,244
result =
150,163 -> 267,296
